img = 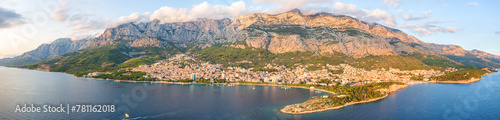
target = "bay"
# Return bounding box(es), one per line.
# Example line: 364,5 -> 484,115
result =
0,66 -> 499,120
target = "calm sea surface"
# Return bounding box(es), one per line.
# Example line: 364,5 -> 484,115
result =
0,66 -> 499,120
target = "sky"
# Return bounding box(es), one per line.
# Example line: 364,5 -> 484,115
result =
0,0 -> 499,59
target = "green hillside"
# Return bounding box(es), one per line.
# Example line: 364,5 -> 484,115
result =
355,55 -> 431,70
18,42 -> 497,77
195,45 -> 466,71
431,69 -> 489,81
194,45 -> 351,69
444,54 -> 500,68
117,58 -> 154,68
407,53 -> 472,69
20,46 -> 180,76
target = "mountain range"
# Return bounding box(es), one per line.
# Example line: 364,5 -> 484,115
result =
2,9 -> 499,75
0,38 -> 89,66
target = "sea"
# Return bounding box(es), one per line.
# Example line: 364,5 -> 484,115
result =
0,66 -> 499,120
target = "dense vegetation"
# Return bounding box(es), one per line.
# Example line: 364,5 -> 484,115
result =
17,42 -> 496,79
317,79 -> 331,84
444,54 -> 500,68
407,53 -> 471,69
354,55 -> 432,70
245,24 -> 312,38
290,82 -> 405,106
93,70 -> 157,81
431,69 -> 489,81
328,68 -> 344,74
194,45 -> 350,69
19,46 -> 180,76
337,29 -> 376,38
329,82 -> 404,105
22,46 -> 131,76
251,67 -> 278,72
195,78 -> 227,83
195,45 -> 486,71
117,58 -> 154,68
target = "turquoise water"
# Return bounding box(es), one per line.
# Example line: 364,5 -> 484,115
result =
1,66 -> 499,119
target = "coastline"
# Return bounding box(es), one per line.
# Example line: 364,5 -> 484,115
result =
89,77 -> 338,94
427,78 -> 481,84
280,94 -> 390,115
426,72 -> 493,84
5,66 -> 497,115
93,78 -> 194,84
279,84 -> 408,115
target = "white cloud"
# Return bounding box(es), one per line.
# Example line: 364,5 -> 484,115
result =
402,10 -> 432,21
49,2 -> 117,40
114,12 -> 152,26
433,26 -> 457,32
297,7 -> 331,15
466,2 -> 479,7
419,10 -> 432,15
66,14 -> 110,32
253,0 -> 330,14
401,21 -> 458,36
331,2 -> 396,27
116,1 -> 397,28
426,20 -> 448,24
332,2 -> 364,17
51,1 -> 69,22
382,0 -> 401,7
0,7 -> 25,29
361,9 -> 396,27
49,1 -> 261,40
495,31 -> 500,35
149,1 -> 260,23
66,30 -> 103,40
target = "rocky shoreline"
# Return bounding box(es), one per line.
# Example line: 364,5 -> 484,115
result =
428,78 -> 481,84
280,84 -> 408,114
427,72 -> 493,84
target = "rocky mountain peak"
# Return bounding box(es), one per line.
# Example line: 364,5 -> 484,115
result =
0,38 -> 89,66
286,8 -> 302,14
52,38 -> 72,44
26,10 -> 497,67
2,10 -> 500,68
151,19 -> 160,23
